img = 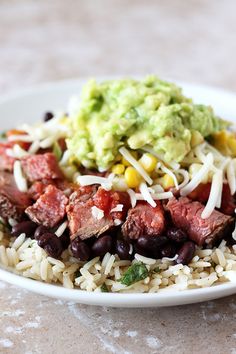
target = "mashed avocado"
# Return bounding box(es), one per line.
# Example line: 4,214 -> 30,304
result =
67,76 -> 227,169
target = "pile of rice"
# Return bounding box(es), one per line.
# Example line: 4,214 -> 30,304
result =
0,227 -> 236,293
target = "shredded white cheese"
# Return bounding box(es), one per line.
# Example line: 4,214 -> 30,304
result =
91,206 -> 104,220
160,164 -> 179,190
127,189 -> 137,208
110,204 -> 124,213
114,219 -> 123,226
139,182 -> 157,207
201,170 -> 223,219
226,160 -> 236,195
177,169 -> 190,189
135,191 -> 173,201
180,153 -> 213,197
119,147 -> 153,185
76,175 -> 112,190
13,161 -> 28,192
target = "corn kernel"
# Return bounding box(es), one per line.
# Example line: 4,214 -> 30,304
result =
228,137 -> 236,156
158,174 -> 175,190
190,131 -> 204,147
111,164 -> 125,175
139,153 -> 158,173
124,166 -> 142,188
211,130 -> 231,155
121,151 -> 138,166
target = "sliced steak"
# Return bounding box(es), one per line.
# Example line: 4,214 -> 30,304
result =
28,179 -> 55,200
166,197 -> 234,246
189,183 -> 236,216
67,187 -> 130,241
0,172 -> 31,221
26,185 -> 68,228
0,143 -> 15,172
122,201 -> 166,240
21,153 -> 63,182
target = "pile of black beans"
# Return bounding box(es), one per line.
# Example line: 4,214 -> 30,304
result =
11,221 -> 195,265
11,221 -> 70,259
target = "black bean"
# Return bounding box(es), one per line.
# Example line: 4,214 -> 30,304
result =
176,241 -> 195,265
115,239 -> 132,260
34,225 -> 50,240
167,228 -> 188,243
161,243 -> 177,258
43,111 -> 54,122
91,235 -> 113,257
133,242 -> 149,257
11,221 -> 38,239
38,233 -> 63,259
136,235 -> 168,250
59,231 -> 70,250
71,238 -> 90,261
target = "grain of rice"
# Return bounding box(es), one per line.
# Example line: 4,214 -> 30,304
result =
101,252 -> 112,268
104,255 -> 115,275
80,268 -> 94,281
0,245 -> 8,266
63,264 -> 79,276
16,260 -> 34,271
8,218 -> 17,227
195,249 -> 213,257
17,238 -> 32,253
11,233 -> 26,250
134,253 -> 156,265
40,259 -> 49,280
215,248 -> 226,267
55,221 -> 68,237
113,260 -> 131,267
191,255 -> 200,263
188,261 -> 211,268
83,257 -> 100,270
63,275 -> 74,289
47,257 -> 65,268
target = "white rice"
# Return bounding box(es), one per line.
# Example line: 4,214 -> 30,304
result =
0,229 -> 236,293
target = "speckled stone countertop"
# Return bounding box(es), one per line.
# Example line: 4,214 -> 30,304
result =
0,1 -> 236,353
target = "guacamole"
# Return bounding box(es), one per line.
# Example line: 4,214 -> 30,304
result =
67,76 -> 226,169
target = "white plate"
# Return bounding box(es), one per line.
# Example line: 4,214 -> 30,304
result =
0,78 -> 236,307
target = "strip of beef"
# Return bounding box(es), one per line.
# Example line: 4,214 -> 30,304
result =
67,187 -> 130,241
188,183 -> 236,216
122,201 -> 166,240
21,153 -> 63,182
167,197 -> 234,246
26,185 -> 68,228
0,172 -> 31,221
0,143 -> 15,172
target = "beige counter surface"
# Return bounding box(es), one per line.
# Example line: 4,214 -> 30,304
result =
0,1 -> 236,353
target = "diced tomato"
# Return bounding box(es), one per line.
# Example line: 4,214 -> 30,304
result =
6,130 -> 31,150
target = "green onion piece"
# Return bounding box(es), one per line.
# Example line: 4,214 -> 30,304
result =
101,283 -> 109,292
120,262 -> 149,286
74,270 -> 81,278
153,266 -> 161,273
53,141 -> 62,161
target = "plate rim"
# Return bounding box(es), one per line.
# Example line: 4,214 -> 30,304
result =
0,77 -> 236,307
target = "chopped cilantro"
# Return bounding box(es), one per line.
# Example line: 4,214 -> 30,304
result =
53,141 -> 62,161
120,262 -> 149,286
0,131 -> 6,139
153,266 -> 161,273
101,283 -> 109,292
